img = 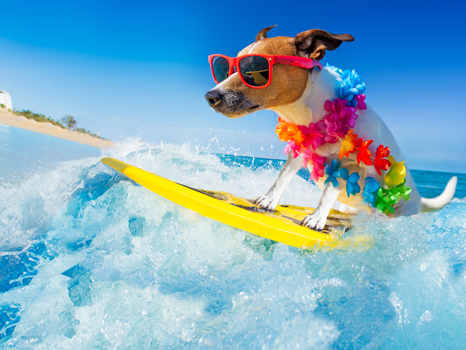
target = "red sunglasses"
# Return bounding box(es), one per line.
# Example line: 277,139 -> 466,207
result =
208,54 -> 323,89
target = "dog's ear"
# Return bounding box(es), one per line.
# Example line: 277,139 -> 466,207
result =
294,29 -> 354,61
255,25 -> 277,42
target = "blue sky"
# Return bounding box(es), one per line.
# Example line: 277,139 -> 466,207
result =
1,0 -> 465,172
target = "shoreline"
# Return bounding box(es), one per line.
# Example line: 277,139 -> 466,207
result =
0,109 -> 113,149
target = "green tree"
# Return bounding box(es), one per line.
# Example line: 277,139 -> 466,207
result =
0,103 -> 5,109
61,115 -> 77,129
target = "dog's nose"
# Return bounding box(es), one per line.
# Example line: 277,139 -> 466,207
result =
205,90 -> 223,107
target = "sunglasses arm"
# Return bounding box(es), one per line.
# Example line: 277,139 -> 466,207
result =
274,56 -> 323,70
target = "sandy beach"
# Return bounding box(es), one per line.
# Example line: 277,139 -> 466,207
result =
0,108 -> 113,149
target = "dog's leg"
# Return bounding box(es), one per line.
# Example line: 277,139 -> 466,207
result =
302,182 -> 343,230
255,151 -> 303,211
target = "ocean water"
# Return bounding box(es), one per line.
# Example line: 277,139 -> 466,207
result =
1,131 -> 466,349
0,125 -> 101,183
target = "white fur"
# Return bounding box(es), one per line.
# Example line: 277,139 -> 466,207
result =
209,72 -> 237,95
258,67 -> 456,229
256,152 -> 303,210
247,41 -> 262,54
420,176 -> 457,212
301,180 -> 343,230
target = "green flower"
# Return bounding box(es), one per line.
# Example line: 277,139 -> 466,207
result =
375,179 -> 412,215
389,179 -> 412,202
375,188 -> 398,215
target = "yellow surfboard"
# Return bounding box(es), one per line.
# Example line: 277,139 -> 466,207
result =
101,157 -> 372,251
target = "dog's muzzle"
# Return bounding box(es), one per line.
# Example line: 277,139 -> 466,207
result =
204,88 -> 260,117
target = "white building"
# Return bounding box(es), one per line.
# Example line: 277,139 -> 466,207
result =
0,90 -> 13,110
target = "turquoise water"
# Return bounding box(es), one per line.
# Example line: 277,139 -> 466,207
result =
1,130 -> 466,349
0,125 -> 101,183
214,153 -> 466,200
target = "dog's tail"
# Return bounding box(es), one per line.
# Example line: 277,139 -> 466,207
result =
420,176 -> 457,213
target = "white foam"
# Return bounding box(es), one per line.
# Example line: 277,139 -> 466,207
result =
1,139 -> 465,348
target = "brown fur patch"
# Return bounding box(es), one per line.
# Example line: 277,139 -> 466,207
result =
219,36 -> 311,111
295,29 -> 354,61
255,25 -> 277,42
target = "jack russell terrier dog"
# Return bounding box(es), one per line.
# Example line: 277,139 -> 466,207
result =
204,26 -> 457,231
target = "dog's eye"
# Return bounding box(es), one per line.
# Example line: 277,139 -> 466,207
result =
212,56 -> 231,83
239,56 -> 270,87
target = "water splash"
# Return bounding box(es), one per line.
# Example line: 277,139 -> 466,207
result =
1,139 -> 465,348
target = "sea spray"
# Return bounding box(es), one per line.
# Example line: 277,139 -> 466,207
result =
0,139 -> 465,349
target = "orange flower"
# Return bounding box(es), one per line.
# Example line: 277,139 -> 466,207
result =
275,117 -> 305,147
275,117 -> 290,141
339,130 -> 358,159
355,138 -> 373,165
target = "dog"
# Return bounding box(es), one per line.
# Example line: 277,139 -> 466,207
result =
204,26 -> 457,230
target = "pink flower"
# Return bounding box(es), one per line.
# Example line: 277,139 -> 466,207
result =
283,143 -> 291,155
309,153 -> 326,181
355,95 -> 367,110
324,134 -> 339,143
341,106 -> 358,128
324,98 -> 347,113
317,98 -> 360,143
286,145 -> 326,182
301,148 -> 313,168
316,113 -> 347,143
298,123 -> 325,150
283,140 -> 301,158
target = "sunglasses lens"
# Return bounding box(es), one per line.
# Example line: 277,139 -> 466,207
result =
212,56 -> 230,83
239,56 -> 269,87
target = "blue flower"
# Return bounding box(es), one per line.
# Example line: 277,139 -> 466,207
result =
363,177 -> 380,206
340,168 -> 361,197
337,69 -> 366,105
324,159 -> 342,187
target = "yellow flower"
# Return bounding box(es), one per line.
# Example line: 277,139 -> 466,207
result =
384,155 -> 406,187
339,130 -> 358,159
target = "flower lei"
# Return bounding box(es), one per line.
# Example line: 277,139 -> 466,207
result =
275,66 -> 411,215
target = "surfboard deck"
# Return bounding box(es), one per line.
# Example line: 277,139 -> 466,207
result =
101,157 -> 373,251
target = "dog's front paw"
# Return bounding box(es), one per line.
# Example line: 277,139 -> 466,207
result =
301,212 -> 327,231
254,194 -> 278,212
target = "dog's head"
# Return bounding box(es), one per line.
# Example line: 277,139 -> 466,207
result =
205,26 -> 354,118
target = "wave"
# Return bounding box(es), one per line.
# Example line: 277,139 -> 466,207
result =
1,138 -> 465,348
